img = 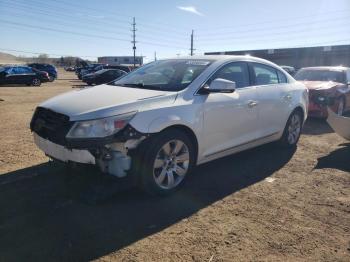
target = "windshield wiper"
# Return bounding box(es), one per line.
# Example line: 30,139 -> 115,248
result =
117,83 -> 163,90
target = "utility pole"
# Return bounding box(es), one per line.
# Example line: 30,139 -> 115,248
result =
131,17 -> 137,68
190,30 -> 195,56
154,51 -> 157,61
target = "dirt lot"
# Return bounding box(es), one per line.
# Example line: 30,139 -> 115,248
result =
0,69 -> 349,261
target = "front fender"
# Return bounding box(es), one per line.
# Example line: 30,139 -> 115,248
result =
147,115 -> 192,133
129,104 -> 203,135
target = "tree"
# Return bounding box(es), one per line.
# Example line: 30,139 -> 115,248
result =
37,53 -> 49,63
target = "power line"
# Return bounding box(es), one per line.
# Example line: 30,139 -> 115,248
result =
196,15 -> 350,39
7,0 -> 190,36
195,8 -> 350,32
0,19 -> 188,50
0,9 -> 189,46
0,48 -> 97,59
52,0 -> 192,32
196,25 -> 350,47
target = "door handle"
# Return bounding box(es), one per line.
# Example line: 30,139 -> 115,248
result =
248,101 -> 258,108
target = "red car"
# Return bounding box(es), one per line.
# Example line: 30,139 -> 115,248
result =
295,66 -> 350,117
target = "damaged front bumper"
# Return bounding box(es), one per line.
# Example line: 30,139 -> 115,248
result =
31,107 -> 147,178
34,133 -> 96,164
34,131 -> 145,178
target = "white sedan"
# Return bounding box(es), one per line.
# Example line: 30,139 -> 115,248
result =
31,55 -> 308,195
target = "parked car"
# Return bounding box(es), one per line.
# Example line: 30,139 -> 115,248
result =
30,56 -> 308,195
80,64 -> 131,80
0,65 -> 50,86
280,65 -> 296,76
82,69 -> 127,85
64,66 -> 75,72
28,63 -> 57,82
294,66 -> 350,117
77,63 -> 104,80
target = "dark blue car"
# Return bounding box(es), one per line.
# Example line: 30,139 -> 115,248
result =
28,63 -> 57,82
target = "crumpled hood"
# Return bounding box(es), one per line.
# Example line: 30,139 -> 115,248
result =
300,81 -> 341,90
40,84 -> 177,121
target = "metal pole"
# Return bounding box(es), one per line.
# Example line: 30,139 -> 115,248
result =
190,30 -> 194,56
132,17 -> 136,68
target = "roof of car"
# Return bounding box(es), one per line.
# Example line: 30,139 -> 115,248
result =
165,55 -> 280,67
300,66 -> 349,71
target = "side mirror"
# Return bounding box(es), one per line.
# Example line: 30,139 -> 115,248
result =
203,78 -> 236,93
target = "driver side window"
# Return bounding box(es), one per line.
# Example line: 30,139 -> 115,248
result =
210,62 -> 250,88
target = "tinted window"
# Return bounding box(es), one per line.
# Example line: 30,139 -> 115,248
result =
277,70 -> 287,83
252,63 -> 279,85
295,69 -> 346,83
12,67 -> 23,74
20,67 -> 33,73
211,62 -> 249,88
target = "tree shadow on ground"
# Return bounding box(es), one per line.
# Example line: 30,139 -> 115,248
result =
0,143 -> 295,262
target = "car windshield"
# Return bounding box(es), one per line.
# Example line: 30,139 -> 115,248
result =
295,69 -> 345,83
111,59 -> 212,91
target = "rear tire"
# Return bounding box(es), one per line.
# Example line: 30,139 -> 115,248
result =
278,110 -> 303,148
32,78 -> 41,86
49,75 -> 55,82
133,129 -> 195,196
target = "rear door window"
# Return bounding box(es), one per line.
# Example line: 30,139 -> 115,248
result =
277,70 -> 288,83
252,63 -> 279,85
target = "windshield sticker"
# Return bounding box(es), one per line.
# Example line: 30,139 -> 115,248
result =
186,61 -> 211,66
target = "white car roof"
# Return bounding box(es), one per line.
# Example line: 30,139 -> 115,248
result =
166,55 -> 281,68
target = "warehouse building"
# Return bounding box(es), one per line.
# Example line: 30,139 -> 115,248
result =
98,56 -> 143,66
205,44 -> 350,69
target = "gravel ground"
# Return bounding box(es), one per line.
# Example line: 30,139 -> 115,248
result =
0,69 -> 349,261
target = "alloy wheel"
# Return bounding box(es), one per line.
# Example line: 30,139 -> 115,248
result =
153,139 -> 190,190
32,78 -> 40,86
287,113 -> 301,145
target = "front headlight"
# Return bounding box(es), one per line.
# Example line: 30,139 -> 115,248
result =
66,112 -> 136,139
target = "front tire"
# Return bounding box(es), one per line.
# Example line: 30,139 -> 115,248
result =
279,110 -> 303,148
32,78 -> 41,86
134,129 -> 195,196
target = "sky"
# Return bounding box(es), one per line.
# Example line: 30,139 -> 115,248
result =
1,0 -> 350,62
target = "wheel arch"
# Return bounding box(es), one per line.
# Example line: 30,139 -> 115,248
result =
159,124 -> 199,165
293,106 -> 305,122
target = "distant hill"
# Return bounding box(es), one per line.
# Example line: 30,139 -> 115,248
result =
0,52 -> 21,64
0,51 -> 94,66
